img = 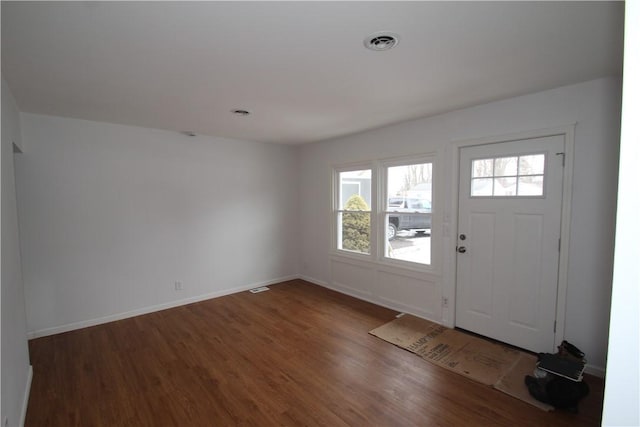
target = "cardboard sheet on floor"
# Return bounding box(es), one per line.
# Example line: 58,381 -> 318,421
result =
416,328 -> 521,385
369,314 -> 446,349
369,314 -> 551,411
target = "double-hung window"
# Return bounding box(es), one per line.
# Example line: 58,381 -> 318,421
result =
334,156 -> 434,268
336,168 -> 372,255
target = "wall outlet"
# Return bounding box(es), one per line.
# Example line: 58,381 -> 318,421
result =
442,297 -> 449,308
174,281 -> 183,291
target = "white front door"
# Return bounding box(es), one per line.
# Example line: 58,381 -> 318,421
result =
455,135 -> 565,353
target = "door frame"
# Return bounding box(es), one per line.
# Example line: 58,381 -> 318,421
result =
446,125 -> 575,350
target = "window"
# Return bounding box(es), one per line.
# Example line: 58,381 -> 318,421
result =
471,153 -> 545,197
334,156 -> 434,268
336,169 -> 372,254
384,161 -> 432,265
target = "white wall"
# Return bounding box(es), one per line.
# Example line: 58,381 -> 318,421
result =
298,77 -> 622,373
1,77 -> 32,427
602,1 -> 640,424
16,114 -> 299,336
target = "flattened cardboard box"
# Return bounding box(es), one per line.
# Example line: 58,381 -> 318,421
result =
370,314 -> 552,411
370,315 -> 519,385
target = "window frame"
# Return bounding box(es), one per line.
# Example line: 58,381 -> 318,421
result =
332,163 -> 375,259
469,151 -> 548,198
332,153 -> 437,272
379,155 -> 435,269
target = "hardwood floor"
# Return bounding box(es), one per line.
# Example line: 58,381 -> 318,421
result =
26,280 -> 603,426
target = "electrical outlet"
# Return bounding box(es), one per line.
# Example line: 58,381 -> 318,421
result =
442,297 -> 449,308
174,281 -> 183,291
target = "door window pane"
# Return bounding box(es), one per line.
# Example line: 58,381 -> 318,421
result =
470,153 -> 546,197
519,154 -> 545,175
494,157 -> 518,176
472,159 -> 494,177
494,177 -> 517,196
518,176 -> 544,196
471,178 -> 493,196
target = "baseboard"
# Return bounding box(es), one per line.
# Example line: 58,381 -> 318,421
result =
584,363 -> 605,378
20,365 -> 33,427
297,274 -> 328,287
298,274 -> 441,325
27,275 -> 298,339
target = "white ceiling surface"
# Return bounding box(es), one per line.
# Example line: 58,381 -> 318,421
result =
2,2 -> 623,145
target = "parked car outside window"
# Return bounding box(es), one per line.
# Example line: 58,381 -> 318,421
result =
387,198 -> 432,240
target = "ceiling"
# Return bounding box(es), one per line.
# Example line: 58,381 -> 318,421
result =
1,2 -> 624,145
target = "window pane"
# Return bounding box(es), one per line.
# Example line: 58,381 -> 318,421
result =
494,177 -> 517,196
494,157 -> 518,176
472,158 -> 493,177
519,154 -> 545,175
339,211 -> 370,254
386,215 -> 431,264
387,163 -> 432,203
471,178 -> 493,196
385,162 -> 432,265
518,175 -> 544,196
340,170 -> 371,209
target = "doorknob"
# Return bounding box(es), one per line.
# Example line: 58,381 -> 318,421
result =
457,246 -> 467,253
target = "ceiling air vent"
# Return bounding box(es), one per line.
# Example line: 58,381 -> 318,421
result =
364,32 -> 400,51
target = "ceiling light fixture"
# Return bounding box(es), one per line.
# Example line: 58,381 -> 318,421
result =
364,32 -> 400,51
231,109 -> 251,116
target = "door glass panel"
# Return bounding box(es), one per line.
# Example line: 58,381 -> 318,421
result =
472,159 -> 493,177
519,154 -> 545,175
518,176 -> 544,196
471,178 -> 493,196
494,157 -> 518,176
494,177 -> 517,196
470,153 -> 546,197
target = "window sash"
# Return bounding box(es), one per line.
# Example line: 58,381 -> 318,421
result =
333,155 -> 435,268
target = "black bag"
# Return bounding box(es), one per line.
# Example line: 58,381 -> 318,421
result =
525,340 -> 590,412
525,375 -> 590,412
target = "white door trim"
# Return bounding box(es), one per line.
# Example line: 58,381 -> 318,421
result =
446,125 -> 575,350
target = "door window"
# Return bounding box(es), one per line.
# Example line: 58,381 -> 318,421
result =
471,153 -> 545,197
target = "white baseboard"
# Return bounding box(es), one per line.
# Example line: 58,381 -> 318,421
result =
20,365 -> 33,427
297,274 -> 328,287
27,275 -> 298,339
298,274 -> 440,325
584,363 -> 605,378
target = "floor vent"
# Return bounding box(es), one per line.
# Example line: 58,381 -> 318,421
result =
249,286 -> 270,294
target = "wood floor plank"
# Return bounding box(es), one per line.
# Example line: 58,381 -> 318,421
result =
25,279 -> 603,426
